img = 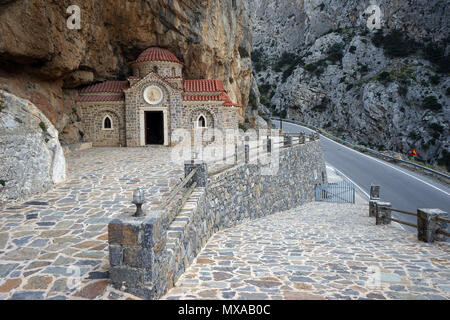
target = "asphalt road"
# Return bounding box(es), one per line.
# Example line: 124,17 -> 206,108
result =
274,120 -> 450,233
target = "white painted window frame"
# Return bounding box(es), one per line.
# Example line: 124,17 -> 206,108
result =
102,115 -> 114,131
196,114 -> 208,128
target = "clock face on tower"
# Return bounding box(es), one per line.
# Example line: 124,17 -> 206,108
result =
143,86 -> 163,105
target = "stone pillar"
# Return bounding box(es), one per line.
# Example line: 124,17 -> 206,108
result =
369,200 -> 378,217
376,201 -> 391,225
284,135 -> 292,147
184,161 -> 208,188
370,185 -> 380,200
298,133 -> 305,144
108,215 -> 164,299
417,209 -> 448,243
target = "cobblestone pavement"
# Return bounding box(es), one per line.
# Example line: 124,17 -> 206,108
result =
0,147 -> 183,300
163,202 -> 450,300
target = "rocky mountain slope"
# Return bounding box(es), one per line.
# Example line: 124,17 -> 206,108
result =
0,0 -> 253,143
248,0 -> 449,170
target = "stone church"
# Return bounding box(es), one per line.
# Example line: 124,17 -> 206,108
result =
75,47 -> 240,147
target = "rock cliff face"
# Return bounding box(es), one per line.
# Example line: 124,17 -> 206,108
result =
0,90 -> 67,205
0,0 -> 253,141
248,0 -> 449,169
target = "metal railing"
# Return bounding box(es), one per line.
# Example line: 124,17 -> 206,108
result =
376,204 -> 450,237
272,117 -> 450,180
206,131 -> 320,177
315,181 -> 355,203
370,186 -> 449,243
376,205 -> 418,228
160,168 -> 198,224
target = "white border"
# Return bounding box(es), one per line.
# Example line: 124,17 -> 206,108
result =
139,107 -> 169,146
143,86 -> 164,105
196,114 -> 207,128
102,115 -> 113,131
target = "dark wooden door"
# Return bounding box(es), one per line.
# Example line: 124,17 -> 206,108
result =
145,111 -> 164,145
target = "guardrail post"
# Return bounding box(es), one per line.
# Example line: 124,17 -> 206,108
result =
184,160 -> 208,188
376,202 -> 391,225
417,209 -> 448,243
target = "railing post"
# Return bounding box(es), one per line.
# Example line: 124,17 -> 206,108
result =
284,135 -> 292,147
234,137 -> 238,164
298,133 -> 305,144
370,185 -> 380,200
184,160 -> 208,188
417,209 -> 448,243
369,185 -> 380,217
244,145 -> 249,163
376,202 -> 391,225
244,136 -> 250,163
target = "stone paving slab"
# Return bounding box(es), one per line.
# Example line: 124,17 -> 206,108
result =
162,202 -> 450,300
0,147 -> 182,300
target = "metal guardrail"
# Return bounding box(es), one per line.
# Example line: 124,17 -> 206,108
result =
272,117 -> 450,180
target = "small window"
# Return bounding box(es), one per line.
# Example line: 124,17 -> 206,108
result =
153,66 -> 158,73
172,67 -> 176,77
103,116 -> 112,130
198,115 -> 206,128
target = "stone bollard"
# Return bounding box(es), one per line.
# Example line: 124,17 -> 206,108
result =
284,135 -> 293,147
298,133 -> 305,144
376,201 -> 391,225
417,209 -> 448,243
108,214 -> 165,300
184,161 -> 208,188
369,200 -> 378,217
370,185 -> 380,200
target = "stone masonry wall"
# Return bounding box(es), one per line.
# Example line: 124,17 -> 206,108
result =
108,138 -> 327,299
79,102 -> 126,147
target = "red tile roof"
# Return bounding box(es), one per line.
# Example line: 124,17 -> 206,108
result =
80,81 -> 129,94
182,92 -> 240,107
75,94 -> 124,103
182,95 -> 222,102
219,92 -> 240,107
183,79 -> 224,92
132,47 -> 182,65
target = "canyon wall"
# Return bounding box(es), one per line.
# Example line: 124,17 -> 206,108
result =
248,0 -> 449,169
0,0 -> 253,143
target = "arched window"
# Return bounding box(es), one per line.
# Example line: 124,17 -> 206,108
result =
197,115 -> 206,128
153,66 -> 158,73
103,115 -> 112,130
172,67 -> 176,77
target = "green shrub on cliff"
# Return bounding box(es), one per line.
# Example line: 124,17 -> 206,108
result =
422,96 -> 442,111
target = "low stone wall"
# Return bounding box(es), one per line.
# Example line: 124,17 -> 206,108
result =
108,139 -> 327,299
